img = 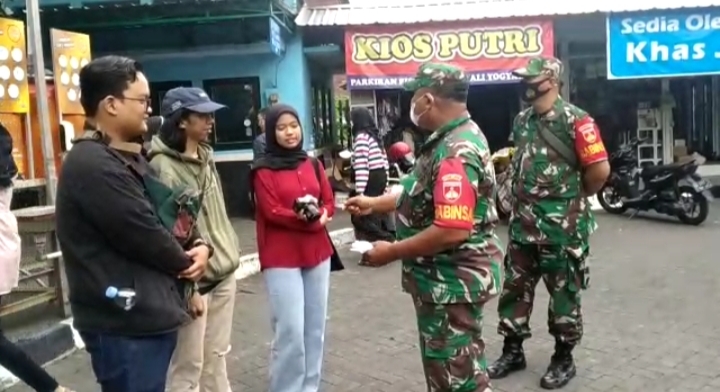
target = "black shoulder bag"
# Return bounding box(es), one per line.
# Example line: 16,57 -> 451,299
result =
310,157 -> 345,272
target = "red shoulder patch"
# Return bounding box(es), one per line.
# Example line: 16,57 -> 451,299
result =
573,116 -> 608,167
432,158 -> 475,230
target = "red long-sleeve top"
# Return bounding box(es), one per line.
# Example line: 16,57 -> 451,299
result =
253,159 -> 335,269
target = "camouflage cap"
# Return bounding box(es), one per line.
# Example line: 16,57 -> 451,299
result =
512,56 -> 563,79
403,63 -> 469,94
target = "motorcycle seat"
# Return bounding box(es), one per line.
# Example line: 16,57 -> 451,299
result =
641,162 -> 690,177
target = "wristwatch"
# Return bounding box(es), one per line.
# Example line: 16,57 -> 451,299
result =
192,239 -> 215,258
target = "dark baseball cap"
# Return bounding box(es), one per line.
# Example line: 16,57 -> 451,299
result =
160,87 -> 226,117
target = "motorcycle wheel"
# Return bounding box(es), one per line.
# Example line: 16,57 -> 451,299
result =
677,186 -> 709,226
597,184 -> 627,214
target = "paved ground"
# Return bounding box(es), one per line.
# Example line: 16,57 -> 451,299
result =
7,208 -> 720,392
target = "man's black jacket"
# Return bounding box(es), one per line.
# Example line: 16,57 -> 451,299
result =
56,134 -> 198,335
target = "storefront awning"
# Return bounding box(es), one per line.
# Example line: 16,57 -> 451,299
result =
295,0 -> 720,26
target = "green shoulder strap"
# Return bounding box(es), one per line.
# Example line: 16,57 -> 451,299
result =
107,147 -> 200,241
538,125 -> 578,168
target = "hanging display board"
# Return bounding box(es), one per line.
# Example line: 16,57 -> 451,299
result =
0,18 -> 29,114
50,29 -> 91,115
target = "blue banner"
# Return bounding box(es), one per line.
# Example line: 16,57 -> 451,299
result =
269,18 -> 285,57
607,9 -> 720,79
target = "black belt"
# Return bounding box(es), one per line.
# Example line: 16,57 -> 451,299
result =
197,280 -> 222,295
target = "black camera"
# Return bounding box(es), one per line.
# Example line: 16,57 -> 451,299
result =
293,195 -> 321,222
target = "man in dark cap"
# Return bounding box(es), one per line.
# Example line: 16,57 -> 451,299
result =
345,63 -> 504,391
148,87 -> 240,392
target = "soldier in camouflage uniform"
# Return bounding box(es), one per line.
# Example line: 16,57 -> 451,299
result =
345,63 -> 504,392
486,57 -> 610,389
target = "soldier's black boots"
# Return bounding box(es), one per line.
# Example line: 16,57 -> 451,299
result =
540,341 -> 576,389
487,337 -> 526,379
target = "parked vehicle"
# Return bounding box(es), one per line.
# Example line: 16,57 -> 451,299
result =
597,138 -> 712,225
387,142 -> 415,189
491,147 -> 515,220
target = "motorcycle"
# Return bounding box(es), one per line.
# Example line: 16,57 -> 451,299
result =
387,142 -> 415,194
596,138 -> 713,225
491,147 -> 515,220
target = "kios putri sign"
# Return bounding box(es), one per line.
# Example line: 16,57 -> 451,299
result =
344,20 -> 554,90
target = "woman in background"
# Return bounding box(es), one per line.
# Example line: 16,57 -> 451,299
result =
251,104 -> 334,392
327,145 -> 353,194
143,116 -> 164,155
0,124 -> 73,392
349,107 -> 394,242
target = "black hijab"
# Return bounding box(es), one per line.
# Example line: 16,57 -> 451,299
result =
252,104 -> 308,171
351,107 -> 382,146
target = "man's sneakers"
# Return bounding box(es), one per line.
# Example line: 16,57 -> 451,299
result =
487,337 -> 527,379
487,337 -> 576,390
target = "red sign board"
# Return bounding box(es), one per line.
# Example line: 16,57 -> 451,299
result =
344,19 -> 554,90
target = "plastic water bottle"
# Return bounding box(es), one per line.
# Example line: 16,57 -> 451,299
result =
105,286 -> 136,311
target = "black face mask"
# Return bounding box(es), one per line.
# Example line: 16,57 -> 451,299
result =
521,79 -> 552,103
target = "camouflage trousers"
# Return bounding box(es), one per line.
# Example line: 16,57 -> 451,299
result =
496,241 -> 590,345
413,297 -> 492,392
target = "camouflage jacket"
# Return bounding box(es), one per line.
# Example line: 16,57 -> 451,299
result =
397,116 -> 504,304
509,98 -> 597,245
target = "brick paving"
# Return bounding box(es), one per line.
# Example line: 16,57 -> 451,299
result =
7,209 -> 720,392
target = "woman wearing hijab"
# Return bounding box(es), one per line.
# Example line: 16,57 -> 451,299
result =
251,104 -> 335,392
0,124 -> 73,392
349,107 -> 394,243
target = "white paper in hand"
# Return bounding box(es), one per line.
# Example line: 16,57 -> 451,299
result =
350,240 -> 373,254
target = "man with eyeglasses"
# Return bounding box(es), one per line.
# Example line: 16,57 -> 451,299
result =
56,55 -> 211,392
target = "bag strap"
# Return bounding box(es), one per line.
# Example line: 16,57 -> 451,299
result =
106,144 -> 146,183
183,157 -> 210,210
310,157 -> 325,207
537,125 -> 578,167
196,163 -> 210,211
76,131 -> 146,183
151,151 -> 210,211
311,157 -> 322,183
311,157 -> 338,246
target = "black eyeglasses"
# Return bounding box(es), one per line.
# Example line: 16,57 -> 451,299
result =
122,96 -> 151,108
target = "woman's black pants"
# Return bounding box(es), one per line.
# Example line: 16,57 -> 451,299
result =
352,169 -> 395,242
0,297 -> 59,392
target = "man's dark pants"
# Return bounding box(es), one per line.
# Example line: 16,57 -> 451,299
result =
80,331 -> 178,392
